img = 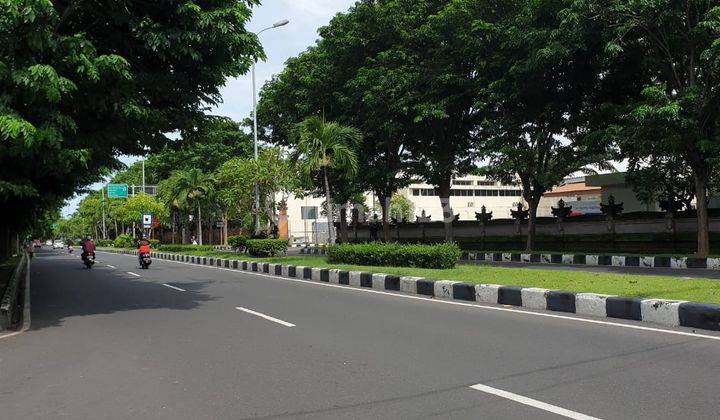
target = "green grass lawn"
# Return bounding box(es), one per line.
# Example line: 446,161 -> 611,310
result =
154,248 -> 720,305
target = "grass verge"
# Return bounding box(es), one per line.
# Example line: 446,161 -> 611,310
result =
120,248 -> 720,304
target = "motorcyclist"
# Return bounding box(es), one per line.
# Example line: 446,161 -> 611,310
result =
81,236 -> 96,262
137,235 -> 151,265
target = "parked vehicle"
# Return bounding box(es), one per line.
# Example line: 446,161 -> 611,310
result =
53,240 -> 65,249
45,240 -> 53,246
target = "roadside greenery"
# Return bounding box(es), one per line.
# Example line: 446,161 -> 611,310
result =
1,0 -> 262,258
328,242 -> 462,269
245,239 -> 289,257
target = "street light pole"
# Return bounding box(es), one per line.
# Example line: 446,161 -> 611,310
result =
252,19 -> 289,236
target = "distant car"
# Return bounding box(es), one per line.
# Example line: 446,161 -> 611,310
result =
45,240 -> 53,246
53,241 -> 65,249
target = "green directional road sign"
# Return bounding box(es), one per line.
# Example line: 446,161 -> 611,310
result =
107,183 -> 128,199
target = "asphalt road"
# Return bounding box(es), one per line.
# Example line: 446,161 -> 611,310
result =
1,248 -> 720,419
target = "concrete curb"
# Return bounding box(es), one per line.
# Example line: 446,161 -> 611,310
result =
116,249 -> 720,332
457,251 -> 720,271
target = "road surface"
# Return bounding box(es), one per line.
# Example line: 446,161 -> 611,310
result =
1,248 -> 719,419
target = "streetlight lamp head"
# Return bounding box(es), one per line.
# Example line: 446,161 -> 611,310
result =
273,19 -> 289,27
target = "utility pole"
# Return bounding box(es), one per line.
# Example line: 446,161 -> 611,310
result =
252,19 -> 289,236
101,185 -> 107,239
142,159 -> 146,194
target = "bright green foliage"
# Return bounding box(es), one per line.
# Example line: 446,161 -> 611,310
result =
376,194 -> 415,223
160,168 -> 215,245
216,148 -> 299,233
117,193 -> 168,226
113,234 -> 135,248
0,0 -> 262,257
245,239 -> 288,257
327,242 -> 462,269
476,0 -> 615,251
560,0 -> 720,256
149,116 -> 254,180
293,116 -> 362,244
228,235 -> 248,250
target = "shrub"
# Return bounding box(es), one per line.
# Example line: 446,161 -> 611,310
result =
327,242 -> 461,269
246,239 -> 288,257
148,239 -> 159,248
157,244 -> 214,252
228,235 -> 248,250
96,239 -> 113,247
113,234 -> 134,248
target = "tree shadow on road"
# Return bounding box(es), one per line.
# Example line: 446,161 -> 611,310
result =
27,252 -> 217,332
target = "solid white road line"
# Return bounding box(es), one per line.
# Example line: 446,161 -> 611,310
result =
106,264 -> 116,269
98,251 -> 720,342
127,271 -> 141,277
469,383 -> 602,420
235,306 -> 295,327
162,283 -> 185,292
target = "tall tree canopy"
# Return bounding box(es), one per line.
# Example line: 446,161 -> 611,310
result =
0,0 -> 262,256
561,0 -> 720,256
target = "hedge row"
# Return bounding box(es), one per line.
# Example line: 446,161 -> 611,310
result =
328,242 -> 461,269
246,239 -> 288,257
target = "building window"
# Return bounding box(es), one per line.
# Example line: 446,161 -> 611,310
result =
453,180 -> 473,186
412,188 -> 420,196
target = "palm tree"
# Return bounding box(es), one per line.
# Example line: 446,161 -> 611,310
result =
293,116 -> 362,244
165,168 -> 216,245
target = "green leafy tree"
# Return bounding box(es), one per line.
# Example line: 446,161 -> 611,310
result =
561,0 -> 720,256
477,0 -> 616,251
149,116 -> 253,180
216,148 -> 298,236
0,0 -> 262,258
292,117 -> 361,244
164,168 -> 215,245
117,193 -> 168,237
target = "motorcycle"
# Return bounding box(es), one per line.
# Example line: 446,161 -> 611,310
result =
82,252 -> 95,268
138,251 -> 152,269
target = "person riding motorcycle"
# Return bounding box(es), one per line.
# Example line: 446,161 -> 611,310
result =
137,236 -> 151,266
81,236 -> 96,264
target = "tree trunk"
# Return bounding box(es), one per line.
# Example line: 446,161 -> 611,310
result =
172,215 -> 176,244
437,178 -> 453,242
526,197 -> 540,252
197,206 -> 203,245
323,167 -> 335,244
378,194 -> 390,242
223,213 -> 228,246
114,220 -> 118,239
694,170 -> 710,257
339,206 -> 348,243
181,226 -> 187,244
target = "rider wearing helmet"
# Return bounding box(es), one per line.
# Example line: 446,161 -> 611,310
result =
81,236 -> 96,260
137,235 -> 151,263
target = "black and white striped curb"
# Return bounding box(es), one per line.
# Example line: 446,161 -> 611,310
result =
298,247 -> 720,270
299,247 -> 327,255
113,249 -> 720,332
460,252 -> 720,270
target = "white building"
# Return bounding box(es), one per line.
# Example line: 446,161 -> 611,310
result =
282,175 -> 525,244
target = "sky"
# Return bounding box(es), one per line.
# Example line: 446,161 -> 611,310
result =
61,0 -> 357,217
